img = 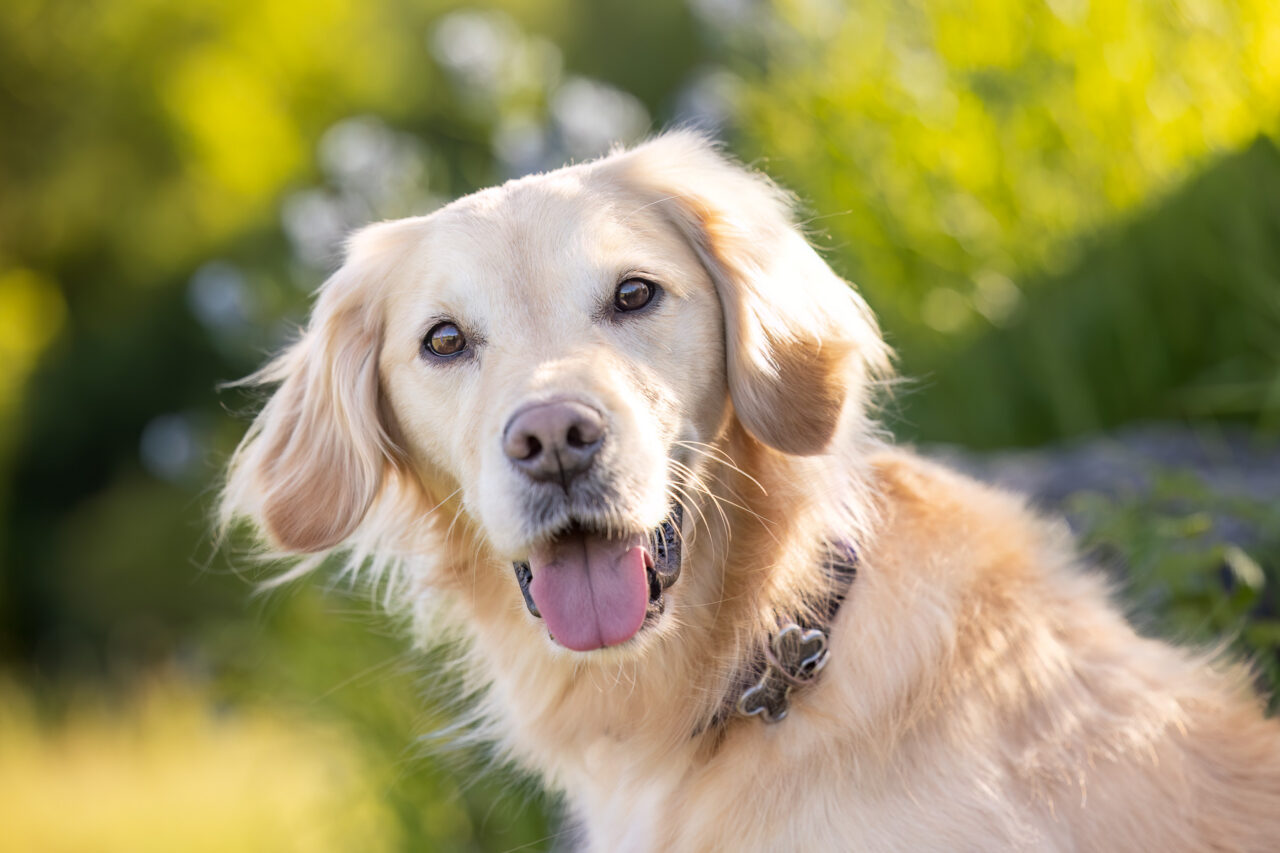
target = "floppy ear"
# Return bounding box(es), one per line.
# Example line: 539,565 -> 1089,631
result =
222,221 -> 419,553
601,133 -> 890,456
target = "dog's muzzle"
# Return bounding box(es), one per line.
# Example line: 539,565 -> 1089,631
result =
513,503 -> 684,637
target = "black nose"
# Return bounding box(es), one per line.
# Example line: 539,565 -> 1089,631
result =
503,400 -> 606,487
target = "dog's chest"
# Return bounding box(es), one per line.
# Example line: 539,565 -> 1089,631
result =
569,767 -> 855,852
564,735 -> 858,851
563,730 -> 1049,853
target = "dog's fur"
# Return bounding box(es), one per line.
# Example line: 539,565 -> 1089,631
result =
222,133 -> 1280,851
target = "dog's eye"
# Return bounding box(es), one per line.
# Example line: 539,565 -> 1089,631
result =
423,321 -> 467,358
614,278 -> 657,313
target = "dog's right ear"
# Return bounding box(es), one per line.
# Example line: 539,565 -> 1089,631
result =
600,132 -> 891,456
222,220 -> 421,554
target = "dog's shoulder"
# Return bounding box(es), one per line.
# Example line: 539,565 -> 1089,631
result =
862,446 -> 1064,595
845,447 -> 1280,850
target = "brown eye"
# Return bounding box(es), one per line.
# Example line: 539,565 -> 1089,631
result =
424,321 -> 466,357
614,278 -> 657,313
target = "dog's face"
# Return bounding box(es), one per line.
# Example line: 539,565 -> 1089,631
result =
378,177 -> 728,650
225,134 -> 888,654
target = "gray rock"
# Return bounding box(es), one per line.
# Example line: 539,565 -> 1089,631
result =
926,423 -> 1280,514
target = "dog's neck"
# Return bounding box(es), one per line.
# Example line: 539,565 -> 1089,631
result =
447,424 -> 876,794
703,540 -> 857,729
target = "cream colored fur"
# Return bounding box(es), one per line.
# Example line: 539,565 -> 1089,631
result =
222,133 -> 1280,852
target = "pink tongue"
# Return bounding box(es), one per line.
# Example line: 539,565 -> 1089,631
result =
527,533 -> 649,652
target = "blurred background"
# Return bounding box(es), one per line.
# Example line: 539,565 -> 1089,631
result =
1,0 -> 1278,849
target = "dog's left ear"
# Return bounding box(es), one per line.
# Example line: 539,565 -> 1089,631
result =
600,132 -> 891,456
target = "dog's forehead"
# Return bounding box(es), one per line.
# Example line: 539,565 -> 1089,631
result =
459,171 -> 654,260
442,176 -> 604,275
402,169 -> 686,318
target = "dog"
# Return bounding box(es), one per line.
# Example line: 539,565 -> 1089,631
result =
222,132 -> 1280,851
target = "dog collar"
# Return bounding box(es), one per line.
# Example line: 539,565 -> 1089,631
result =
712,542 -> 857,727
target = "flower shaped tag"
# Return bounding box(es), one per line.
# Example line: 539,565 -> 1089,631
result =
736,624 -> 830,723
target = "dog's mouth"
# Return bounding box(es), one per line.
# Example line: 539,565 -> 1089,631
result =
513,505 -> 683,652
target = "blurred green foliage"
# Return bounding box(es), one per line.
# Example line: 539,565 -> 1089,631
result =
907,136 -> 1280,445
722,0 -> 1280,444
0,0 -> 1277,849
1070,472 -> 1280,712
731,0 -> 1280,320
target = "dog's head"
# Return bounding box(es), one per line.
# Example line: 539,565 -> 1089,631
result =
224,133 -> 887,654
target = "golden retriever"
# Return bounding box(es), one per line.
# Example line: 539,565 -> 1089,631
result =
222,133 -> 1280,851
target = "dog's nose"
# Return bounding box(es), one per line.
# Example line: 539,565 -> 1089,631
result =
503,400 -> 606,486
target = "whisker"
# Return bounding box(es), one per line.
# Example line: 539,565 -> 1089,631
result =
669,457 -> 774,534
668,465 -> 728,541
670,444 -> 778,535
674,440 -> 768,496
